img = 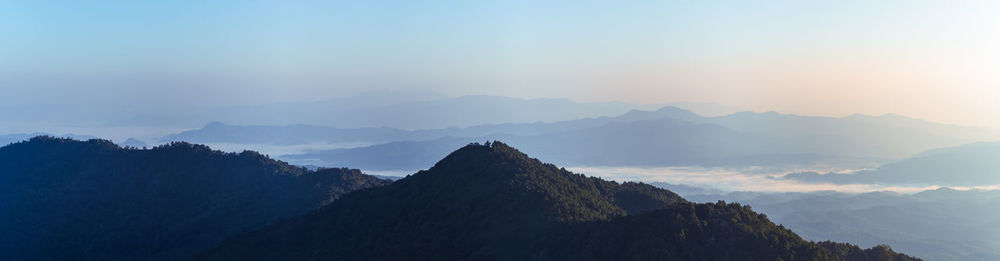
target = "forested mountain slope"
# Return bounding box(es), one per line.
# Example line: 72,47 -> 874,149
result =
0,137 -> 390,260
198,142 -> 917,261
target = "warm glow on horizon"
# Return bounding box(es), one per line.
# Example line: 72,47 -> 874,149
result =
2,0 -> 999,128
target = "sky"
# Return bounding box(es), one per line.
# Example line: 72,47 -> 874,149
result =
2,0 -> 999,128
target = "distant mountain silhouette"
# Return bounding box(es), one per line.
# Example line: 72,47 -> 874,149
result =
197,142 -> 917,260
282,136 -> 488,170
160,106 -> 694,146
0,132 -> 43,146
276,107 -> 999,170
156,94 -> 662,129
118,137 -> 149,148
662,101 -> 747,117
0,137 -> 390,261
649,182 -> 727,196
688,112 -> 999,158
161,122 -> 423,145
784,142 -> 1000,186
281,117 -> 878,170
0,132 -> 95,146
104,89 -> 451,128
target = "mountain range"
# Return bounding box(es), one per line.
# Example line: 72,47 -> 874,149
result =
196,142 -> 916,260
160,106 -> 704,145
275,107 -> 999,171
0,137 -> 390,260
784,142 -> 1000,186
120,93 -> 665,129
118,137 -> 149,148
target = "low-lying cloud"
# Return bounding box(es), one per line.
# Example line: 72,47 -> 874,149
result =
567,166 -> 1000,194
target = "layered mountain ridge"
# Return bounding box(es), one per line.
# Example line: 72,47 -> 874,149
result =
278,106 -> 1000,171
784,142 -> 1000,186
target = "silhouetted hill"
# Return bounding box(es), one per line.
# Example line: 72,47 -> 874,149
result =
0,137 -> 390,261
0,132 -> 43,146
198,142 -> 917,260
784,142 -> 1000,186
187,94 -> 661,129
118,137 -> 149,148
0,132 -> 96,146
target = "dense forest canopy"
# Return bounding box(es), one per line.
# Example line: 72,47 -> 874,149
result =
0,136 -> 390,260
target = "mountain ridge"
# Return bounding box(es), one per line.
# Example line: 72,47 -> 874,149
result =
274,106 -> 999,170
197,141 -> 918,260
784,142 -> 1000,186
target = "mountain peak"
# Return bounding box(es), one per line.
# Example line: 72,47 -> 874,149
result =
119,137 -> 148,148
406,142 -> 686,221
452,140 -> 514,153
432,141 -> 521,165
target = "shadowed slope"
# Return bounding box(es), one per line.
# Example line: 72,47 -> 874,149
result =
0,137 -> 390,261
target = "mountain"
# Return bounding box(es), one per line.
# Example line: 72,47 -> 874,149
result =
278,107 -> 999,171
100,89 -> 452,128
160,122 -> 422,145
118,137 -> 149,148
0,132 -> 96,147
649,182 -> 727,197
197,142 -> 916,260
663,101 -> 747,117
684,188 -> 1000,261
784,142 -> 1000,186
159,106 -> 696,146
166,94 -> 662,129
689,112 -> 1000,159
0,137 -> 391,261
283,136 -> 484,170
281,117 -> 876,171
0,132 -> 43,146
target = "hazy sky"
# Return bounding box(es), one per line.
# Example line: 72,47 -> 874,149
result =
2,1 -> 999,128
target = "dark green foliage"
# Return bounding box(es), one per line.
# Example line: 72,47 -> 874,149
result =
0,136 -> 390,261
197,141 -> 918,261
545,201 -> 919,260
818,242 -> 919,261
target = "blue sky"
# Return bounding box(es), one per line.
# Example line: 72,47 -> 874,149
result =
2,1 -> 999,127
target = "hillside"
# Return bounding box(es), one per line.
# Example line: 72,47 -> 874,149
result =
0,137 -> 391,261
198,142 -> 917,260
